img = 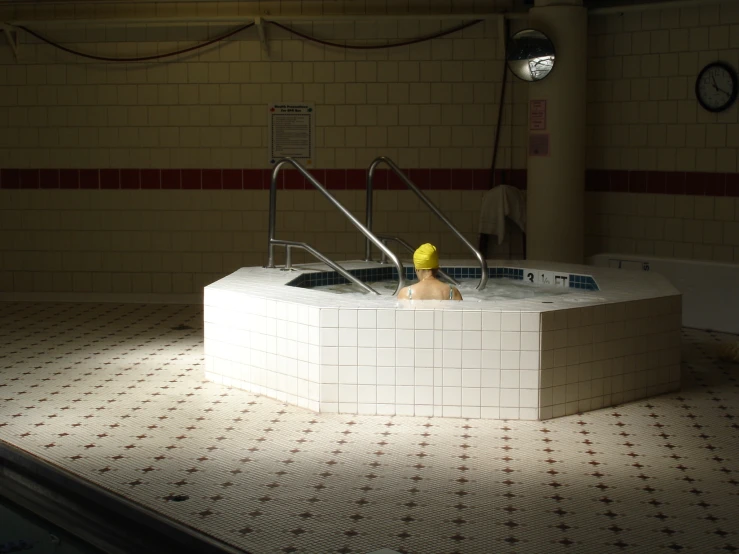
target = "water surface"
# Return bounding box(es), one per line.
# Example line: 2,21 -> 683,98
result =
315,277 -> 577,302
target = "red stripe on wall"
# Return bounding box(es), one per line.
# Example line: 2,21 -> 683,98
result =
39,169 -> 59,189
3,168 -> 736,196
161,169 -> 181,189
141,169 -> 160,189
1,168 -> 502,191
585,170 -> 739,197
80,169 -> 100,190
202,169 -> 222,190
222,169 -> 241,190
99,169 -> 119,189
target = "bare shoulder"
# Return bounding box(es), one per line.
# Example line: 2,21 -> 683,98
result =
397,286 -> 411,300
452,287 -> 463,301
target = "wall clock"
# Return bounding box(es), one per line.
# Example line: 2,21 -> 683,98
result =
695,61 -> 738,113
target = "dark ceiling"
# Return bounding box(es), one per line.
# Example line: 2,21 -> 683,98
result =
0,0 -> 707,11
0,0 -> 695,5
582,0 -> 686,7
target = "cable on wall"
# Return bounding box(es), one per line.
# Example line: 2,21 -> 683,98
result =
12,17 -> 483,62
267,19 -> 483,50
489,16 -> 509,189
15,22 -> 254,62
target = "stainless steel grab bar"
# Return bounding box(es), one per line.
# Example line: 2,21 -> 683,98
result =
267,157 -> 406,295
272,239 -> 378,295
375,234 -> 460,286
365,156 -> 489,291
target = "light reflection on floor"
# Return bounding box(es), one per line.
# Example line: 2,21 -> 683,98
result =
0,302 -> 737,554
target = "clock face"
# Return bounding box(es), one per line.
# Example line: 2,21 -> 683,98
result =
696,62 -> 738,113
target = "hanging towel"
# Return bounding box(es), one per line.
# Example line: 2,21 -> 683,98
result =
478,185 -> 527,245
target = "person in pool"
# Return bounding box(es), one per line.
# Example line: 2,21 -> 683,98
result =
397,243 -> 463,301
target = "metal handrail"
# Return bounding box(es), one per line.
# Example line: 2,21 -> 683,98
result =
267,157 -> 406,295
365,156 -> 489,290
272,239 -> 378,295
375,234 -> 460,286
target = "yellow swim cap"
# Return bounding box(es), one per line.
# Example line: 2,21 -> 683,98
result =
413,243 -> 439,270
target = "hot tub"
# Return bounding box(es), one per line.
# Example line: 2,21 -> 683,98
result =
204,260 -> 681,420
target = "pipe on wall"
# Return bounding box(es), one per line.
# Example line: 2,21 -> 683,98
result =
6,13 -> 504,27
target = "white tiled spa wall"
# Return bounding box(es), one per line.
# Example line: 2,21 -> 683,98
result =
203,261 -> 683,421
207,303 -> 549,420
207,297 -> 681,421
538,296 -> 682,419
205,296 -> 323,412
316,307 -> 541,418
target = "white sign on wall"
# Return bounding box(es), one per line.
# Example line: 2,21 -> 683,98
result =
530,99 -> 547,130
268,103 -> 315,167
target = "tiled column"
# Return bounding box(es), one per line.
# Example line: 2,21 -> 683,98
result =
526,0 -> 588,263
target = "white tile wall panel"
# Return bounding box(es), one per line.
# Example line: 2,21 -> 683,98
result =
204,259 -> 682,420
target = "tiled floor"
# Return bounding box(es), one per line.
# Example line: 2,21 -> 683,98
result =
1,301 -> 738,554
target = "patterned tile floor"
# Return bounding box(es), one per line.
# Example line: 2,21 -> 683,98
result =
1,302 -> 738,554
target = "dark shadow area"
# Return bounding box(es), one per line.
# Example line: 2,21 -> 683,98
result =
0,443 -> 249,554
680,328 -> 739,392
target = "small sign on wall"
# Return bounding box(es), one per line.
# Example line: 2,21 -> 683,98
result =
530,99 -> 547,130
268,103 -> 315,167
529,133 -> 550,157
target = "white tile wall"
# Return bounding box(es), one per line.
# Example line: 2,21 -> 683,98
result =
4,3 -> 739,297
589,3 -> 733,169
579,4 -> 739,265
586,192 -> 739,265
0,4 -> 522,294
0,8 -> 526,170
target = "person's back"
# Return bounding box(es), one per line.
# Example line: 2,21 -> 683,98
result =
397,243 -> 462,301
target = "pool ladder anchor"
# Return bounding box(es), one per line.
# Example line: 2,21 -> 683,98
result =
279,245 -> 298,271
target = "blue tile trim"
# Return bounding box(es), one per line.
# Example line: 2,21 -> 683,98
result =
568,274 -> 600,291
487,267 -> 524,280
287,266 -> 600,291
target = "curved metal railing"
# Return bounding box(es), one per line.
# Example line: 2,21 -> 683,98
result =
267,157 -> 406,295
365,156 -> 488,291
